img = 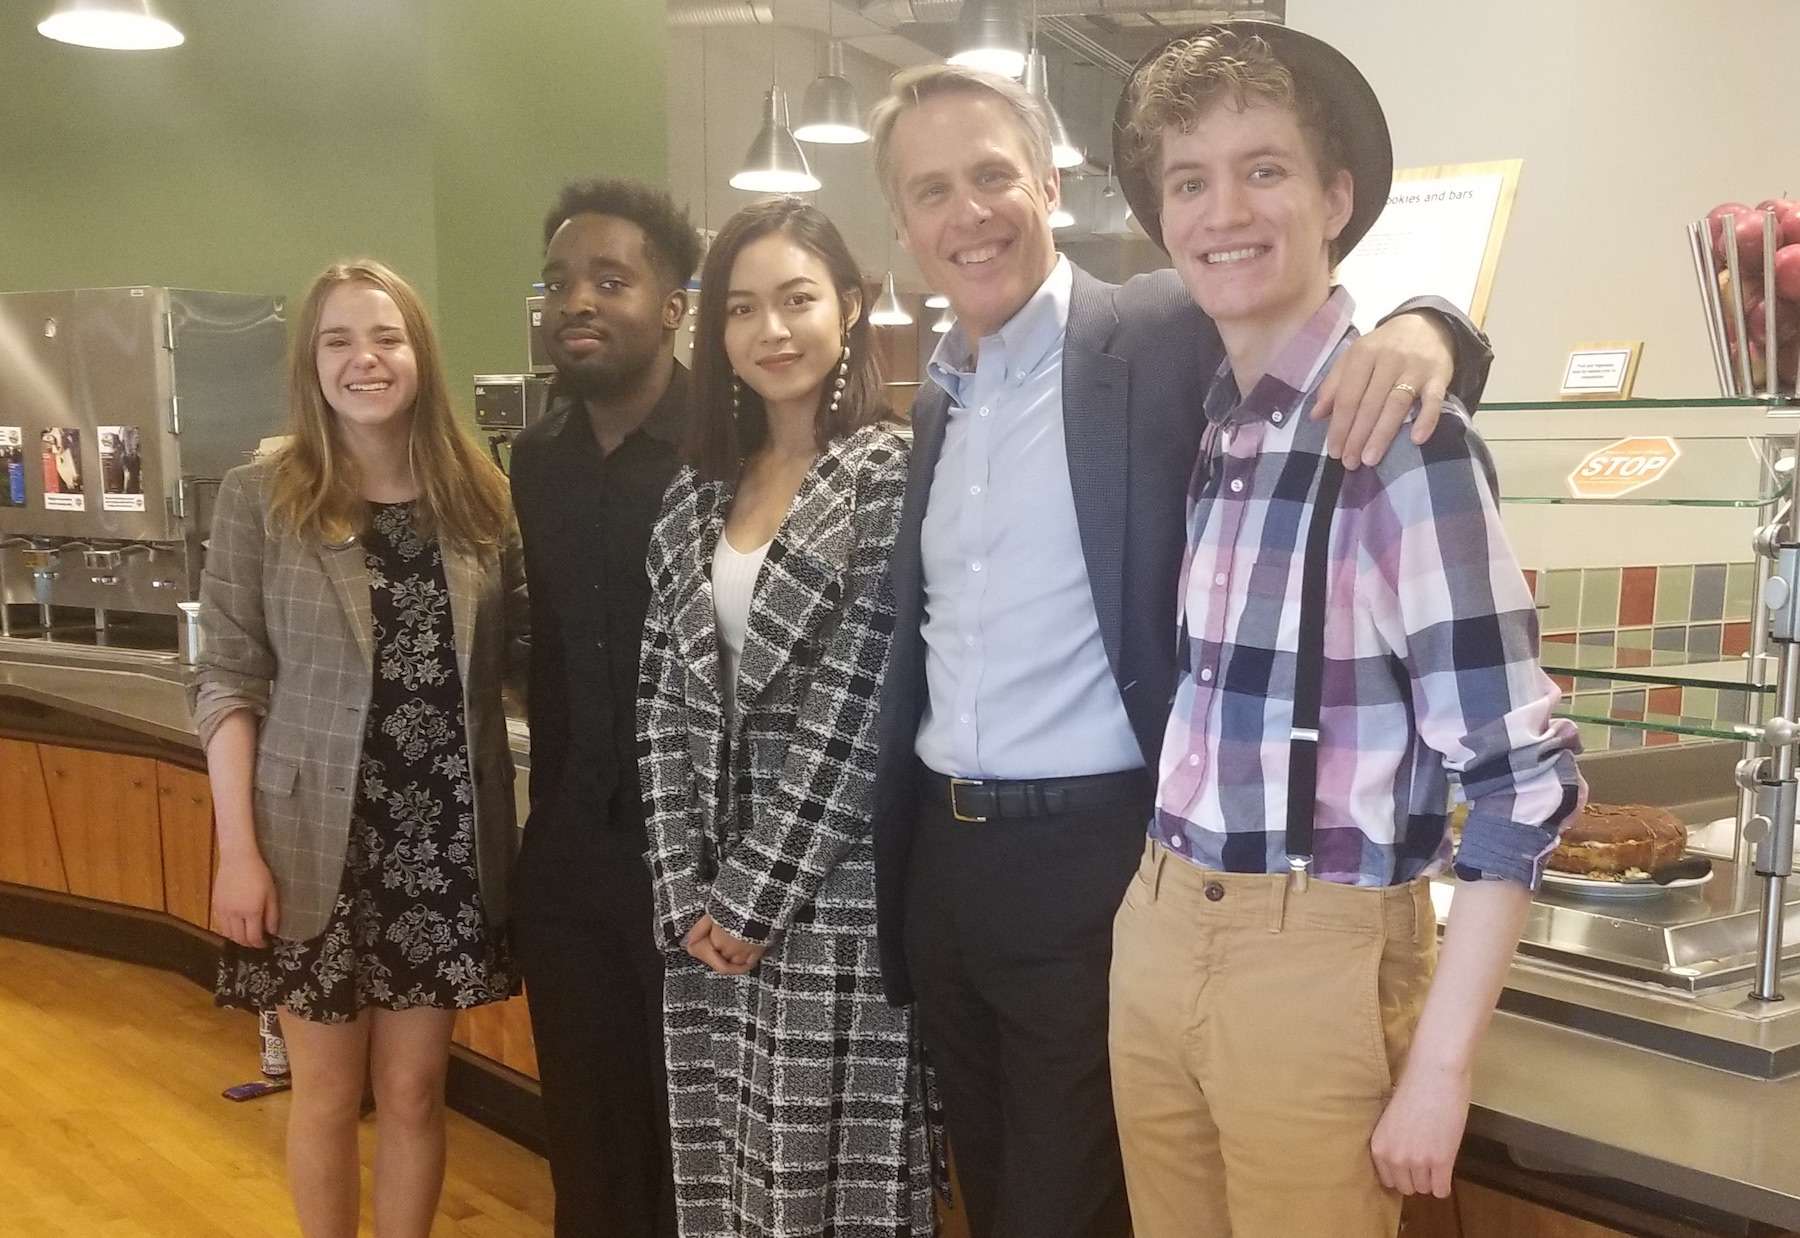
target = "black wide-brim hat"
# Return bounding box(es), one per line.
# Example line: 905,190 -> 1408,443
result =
1112,21 -> 1393,258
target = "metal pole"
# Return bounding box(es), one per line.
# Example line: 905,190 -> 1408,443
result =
1750,427 -> 1800,1000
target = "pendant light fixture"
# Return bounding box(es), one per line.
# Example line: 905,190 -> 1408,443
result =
1050,204 -> 1075,230
931,306 -> 956,334
948,0 -> 1027,79
38,0 -> 184,50
795,6 -> 866,145
731,84 -> 820,193
925,293 -> 950,309
869,270 -> 914,327
1024,49 -> 1083,169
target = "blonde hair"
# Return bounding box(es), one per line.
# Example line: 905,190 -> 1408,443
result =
267,258 -> 511,551
868,62 -> 1055,208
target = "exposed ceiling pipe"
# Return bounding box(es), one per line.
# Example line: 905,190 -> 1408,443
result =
667,0 -> 776,27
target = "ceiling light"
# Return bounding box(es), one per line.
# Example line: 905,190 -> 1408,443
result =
925,293 -> 949,309
796,41 -> 867,144
931,307 -> 956,334
948,0 -> 1027,79
1024,50 -> 1084,169
38,0 -> 183,50
870,272 -> 914,326
731,86 -> 821,193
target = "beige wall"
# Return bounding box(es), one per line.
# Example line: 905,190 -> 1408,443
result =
1292,0 -> 1800,401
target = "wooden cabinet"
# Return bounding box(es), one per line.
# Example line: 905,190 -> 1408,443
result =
37,745 -> 164,911
156,762 -> 215,932
0,737 -> 67,892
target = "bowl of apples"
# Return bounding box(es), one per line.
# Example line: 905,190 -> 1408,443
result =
1691,199 -> 1800,398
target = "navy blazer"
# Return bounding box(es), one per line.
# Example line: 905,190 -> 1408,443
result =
869,264 -> 1491,1004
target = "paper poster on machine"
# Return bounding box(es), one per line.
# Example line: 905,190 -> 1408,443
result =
41,427 -> 83,512
100,426 -> 145,512
0,427 -> 24,508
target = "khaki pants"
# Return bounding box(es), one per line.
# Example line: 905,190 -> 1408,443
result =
1109,840 -> 1437,1238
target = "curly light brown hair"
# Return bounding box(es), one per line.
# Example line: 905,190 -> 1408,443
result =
1121,30 -> 1350,258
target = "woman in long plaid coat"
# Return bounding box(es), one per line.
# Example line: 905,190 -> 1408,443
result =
637,198 -> 936,1237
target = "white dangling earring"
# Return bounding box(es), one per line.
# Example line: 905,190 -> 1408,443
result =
828,341 -> 849,417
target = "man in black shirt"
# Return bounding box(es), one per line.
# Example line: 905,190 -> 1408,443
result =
510,179 -> 701,1238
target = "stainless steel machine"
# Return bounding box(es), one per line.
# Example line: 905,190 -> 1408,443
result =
0,287 -> 286,643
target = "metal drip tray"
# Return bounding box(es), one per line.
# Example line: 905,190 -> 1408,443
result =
1511,860 -> 1800,992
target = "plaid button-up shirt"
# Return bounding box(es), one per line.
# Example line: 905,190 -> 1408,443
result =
1153,288 -> 1582,889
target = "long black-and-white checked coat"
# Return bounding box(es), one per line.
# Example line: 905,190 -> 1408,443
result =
638,424 -> 937,1237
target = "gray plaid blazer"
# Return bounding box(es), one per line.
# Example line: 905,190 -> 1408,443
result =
190,459 -> 529,941
638,423 -> 907,949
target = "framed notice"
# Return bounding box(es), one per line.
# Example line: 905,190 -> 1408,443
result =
1559,341 -> 1642,400
1336,159 -> 1523,334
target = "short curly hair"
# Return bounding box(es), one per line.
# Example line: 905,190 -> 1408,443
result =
1121,31 -> 1350,259
541,178 -> 702,292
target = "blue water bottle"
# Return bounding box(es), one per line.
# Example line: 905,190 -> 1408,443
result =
6,455 -> 22,507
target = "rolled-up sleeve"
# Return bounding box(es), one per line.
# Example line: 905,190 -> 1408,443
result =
188,466 -> 274,750
1366,409 -> 1583,889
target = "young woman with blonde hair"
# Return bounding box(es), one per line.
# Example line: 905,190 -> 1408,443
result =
192,258 -> 527,1238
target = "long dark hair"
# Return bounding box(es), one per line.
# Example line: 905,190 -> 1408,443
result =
686,197 -> 887,481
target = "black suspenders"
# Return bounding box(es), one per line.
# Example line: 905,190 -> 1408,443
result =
1283,455 -> 1346,892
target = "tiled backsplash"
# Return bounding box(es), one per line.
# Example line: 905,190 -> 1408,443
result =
1527,563 -> 1762,752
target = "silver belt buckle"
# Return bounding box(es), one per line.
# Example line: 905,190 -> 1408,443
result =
949,777 -> 988,823
1287,854 -> 1312,894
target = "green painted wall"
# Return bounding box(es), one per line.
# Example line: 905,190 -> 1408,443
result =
0,0 -> 668,410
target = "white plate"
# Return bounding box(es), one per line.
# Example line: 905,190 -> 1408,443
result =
1540,868 -> 1713,899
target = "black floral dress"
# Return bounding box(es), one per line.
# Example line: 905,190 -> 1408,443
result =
216,502 -> 516,1023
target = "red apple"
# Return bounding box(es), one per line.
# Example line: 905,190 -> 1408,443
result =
1734,212 -> 1769,268
1780,204 -> 1800,248
1709,201 -> 1751,253
1776,244 -> 1800,301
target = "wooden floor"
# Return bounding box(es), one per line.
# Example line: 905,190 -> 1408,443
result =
0,936 -> 554,1237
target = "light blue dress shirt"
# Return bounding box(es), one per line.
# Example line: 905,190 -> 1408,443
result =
914,257 -> 1145,780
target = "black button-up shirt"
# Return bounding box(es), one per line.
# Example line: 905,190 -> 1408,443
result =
510,364 -> 689,916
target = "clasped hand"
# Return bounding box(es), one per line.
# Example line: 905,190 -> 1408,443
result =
684,912 -> 767,975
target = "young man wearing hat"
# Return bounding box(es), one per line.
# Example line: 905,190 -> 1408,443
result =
1108,25 -> 1583,1237
867,60 -> 1496,1238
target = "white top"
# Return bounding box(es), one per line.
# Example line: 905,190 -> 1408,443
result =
713,532 -> 771,724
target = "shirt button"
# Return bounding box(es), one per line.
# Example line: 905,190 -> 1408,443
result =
978,407 -> 991,418
1204,882 -> 1226,902
970,484 -> 981,496
1199,667 -> 1214,683
1271,412 -> 1284,424
1229,479 -> 1244,494
1187,753 -> 1200,767
970,561 -> 983,573
1213,572 -> 1226,586
959,713 -> 971,724
965,635 -> 976,647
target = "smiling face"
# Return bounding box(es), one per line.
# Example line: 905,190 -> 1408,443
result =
723,232 -> 859,421
888,90 -> 1060,342
1157,99 -> 1351,345
540,212 -> 681,398
313,282 -> 419,435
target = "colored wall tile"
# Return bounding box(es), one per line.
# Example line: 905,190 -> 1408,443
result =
1691,563 -> 1727,622
1608,727 -> 1644,750
1540,569 -> 1581,634
1646,729 -> 1680,747
1655,565 -> 1694,625
1723,621 -> 1753,657
1726,562 -> 1756,622
1717,691 -> 1751,725
1611,688 -> 1646,720
1619,566 -> 1656,627
1578,567 -> 1621,631
1648,686 -> 1682,714
1687,623 -> 1722,662
1682,686 -> 1718,718
1617,627 -> 1652,668
1653,625 -> 1687,654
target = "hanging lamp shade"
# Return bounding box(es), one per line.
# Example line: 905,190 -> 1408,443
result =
924,293 -> 950,309
1024,50 -> 1084,169
947,0 -> 1027,79
931,307 -> 956,334
869,272 -> 914,326
1050,205 -> 1075,229
796,42 -> 867,144
39,0 -> 183,49
731,86 -> 821,193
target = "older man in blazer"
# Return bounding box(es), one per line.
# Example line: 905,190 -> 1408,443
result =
865,64 -> 1493,1238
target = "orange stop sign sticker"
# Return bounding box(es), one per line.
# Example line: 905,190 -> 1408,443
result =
1566,436 -> 1681,499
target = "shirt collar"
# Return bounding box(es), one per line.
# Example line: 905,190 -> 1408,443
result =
551,360 -> 690,450
1203,285 -> 1358,429
926,254 -> 1073,402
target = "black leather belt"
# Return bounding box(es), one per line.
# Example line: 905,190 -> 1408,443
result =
920,767 -> 1152,823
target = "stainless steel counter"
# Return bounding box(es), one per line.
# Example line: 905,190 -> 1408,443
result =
1,639 -> 1797,1225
